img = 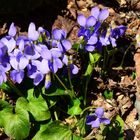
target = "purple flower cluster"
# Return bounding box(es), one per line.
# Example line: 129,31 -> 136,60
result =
86,107 -> 110,128
0,22 -> 78,88
77,6 -> 127,52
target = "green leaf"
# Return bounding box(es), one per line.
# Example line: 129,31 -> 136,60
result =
72,134 -> 82,140
67,99 -> 82,116
0,82 -> 12,92
3,106 -> 30,140
45,88 -> 68,96
72,43 -> 80,50
104,115 -> 124,140
76,118 -> 86,136
115,115 -> 124,140
32,121 -> 72,140
16,88 -> 51,121
103,90 -> 113,99
89,52 -> 101,64
84,64 -> 93,76
0,100 -> 12,126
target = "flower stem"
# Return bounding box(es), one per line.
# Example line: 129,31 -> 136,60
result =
120,44 -> 132,67
54,111 -> 58,121
84,63 -> 94,106
7,78 -> 24,97
2,92 -> 5,100
54,74 -> 68,90
80,106 -> 95,116
68,66 -> 75,98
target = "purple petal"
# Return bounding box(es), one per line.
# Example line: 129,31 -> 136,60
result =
50,58 -> 63,73
38,59 -> 50,74
110,37 -> 116,47
33,72 -> 44,86
93,22 -> 101,33
70,64 -> 79,74
19,40 -> 25,51
86,115 -> 100,128
45,81 -> 51,89
91,119 -> 100,128
1,38 -> 16,53
95,107 -> 104,118
24,45 -> 35,56
50,48 -> 62,58
85,45 -> 95,52
0,74 -> 6,85
100,118 -> 110,125
77,14 -> 86,27
28,22 -> 39,41
52,29 -> 66,40
19,57 -> 29,70
54,58 -> 63,69
38,27 -> 44,33
61,40 -> 72,51
10,57 -> 18,70
62,55 -> 68,65
91,7 -> 100,19
16,36 -> 28,45
96,41 -> 103,52
2,63 -> 11,72
87,36 -> 98,45
86,16 -> 96,27
119,26 -> 127,36
27,64 -> 37,78
8,22 -> 17,37
0,65 -> 7,84
41,47 -> 51,60
78,27 -> 86,37
86,115 -> 96,125
98,9 -> 109,21
10,70 -> 24,84
100,37 -> 110,46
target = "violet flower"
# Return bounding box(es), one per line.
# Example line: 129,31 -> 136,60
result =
8,22 -> 17,37
111,25 -> 127,39
77,14 -> 96,39
52,29 -> 72,53
0,64 -> 10,84
91,7 -> 109,22
86,107 -> 110,128
84,35 -> 98,51
28,22 -> 39,41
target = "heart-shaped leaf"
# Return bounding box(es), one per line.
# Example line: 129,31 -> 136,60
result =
0,100 -> 12,126
67,99 -> 82,116
32,121 -> 81,140
16,88 -> 50,121
3,106 -> 30,140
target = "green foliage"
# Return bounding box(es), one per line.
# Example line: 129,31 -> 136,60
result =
0,100 -> 30,140
0,82 -> 12,92
103,115 -> 124,140
32,121 -> 82,140
103,90 -> 113,99
68,98 -> 82,116
89,52 -> 101,64
0,100 -> 12,126
16,88 -> 51,121
132,71 -> 136,80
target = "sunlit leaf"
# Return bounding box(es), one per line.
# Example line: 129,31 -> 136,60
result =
33,121 -> 72,140
16,88 -> 50,121
67,99 -> 82,116
3,106 -> 30,140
